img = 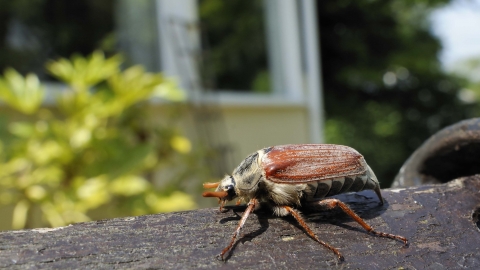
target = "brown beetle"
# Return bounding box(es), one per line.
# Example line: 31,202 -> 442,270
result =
203,144 -> 408,261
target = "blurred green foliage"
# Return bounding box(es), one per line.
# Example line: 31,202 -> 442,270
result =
198,0 -> 270,92
0,0 -> 115,78
0,52 -> 199,229
318,0 -> 475,186
449,57 -> 480,109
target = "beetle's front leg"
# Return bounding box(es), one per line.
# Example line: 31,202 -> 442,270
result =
219,197 -> 258,260
306,199 -> 408,245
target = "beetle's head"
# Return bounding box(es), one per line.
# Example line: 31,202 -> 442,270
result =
202,175 -> 237,210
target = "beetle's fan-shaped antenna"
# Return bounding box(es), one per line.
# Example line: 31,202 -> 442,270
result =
202,191 -> 228,198
203,182 -> 220,189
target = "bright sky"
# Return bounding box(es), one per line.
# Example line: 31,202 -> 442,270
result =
430,0 -> 480,70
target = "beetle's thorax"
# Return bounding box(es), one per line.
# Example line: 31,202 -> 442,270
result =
230,149 -> 265,195
221,148 -> 305,207
211,149 -> 267,203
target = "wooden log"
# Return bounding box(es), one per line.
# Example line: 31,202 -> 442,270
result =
1,176 -> 480,269
393,117 -> 480,187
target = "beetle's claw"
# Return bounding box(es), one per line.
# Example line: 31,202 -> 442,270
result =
216,254 -> 225,262
218,200 -> 227,212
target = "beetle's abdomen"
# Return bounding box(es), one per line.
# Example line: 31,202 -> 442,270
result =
304,171 -> 379,200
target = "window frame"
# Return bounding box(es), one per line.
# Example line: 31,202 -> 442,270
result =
155,0 -> 323,141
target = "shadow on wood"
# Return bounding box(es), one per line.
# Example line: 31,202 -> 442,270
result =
1,177 -> 480,269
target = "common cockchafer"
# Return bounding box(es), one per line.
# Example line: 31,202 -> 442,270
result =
203,144 -> 408,261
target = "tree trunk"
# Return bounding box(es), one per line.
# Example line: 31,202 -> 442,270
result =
1,176 -> 480,269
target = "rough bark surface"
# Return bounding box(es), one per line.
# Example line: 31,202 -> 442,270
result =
1,177 -> 480,269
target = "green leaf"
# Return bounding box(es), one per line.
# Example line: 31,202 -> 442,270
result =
46,51 -> 122,88
152,78 -> 186,101
145,191 -> 196,212
75,175 -> 110,210
8,122 -> 35,138
110,175 -> 151,196
12,200 -> 30,229
0,69 -> 45,114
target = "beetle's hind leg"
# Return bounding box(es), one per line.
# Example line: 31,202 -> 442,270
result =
282,206 -> 344,261
306,199 -> 408,245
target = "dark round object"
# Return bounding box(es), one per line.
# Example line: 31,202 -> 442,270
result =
393,118 -> 480,187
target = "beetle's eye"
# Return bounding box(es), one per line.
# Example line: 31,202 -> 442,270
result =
223,184 -> 236,199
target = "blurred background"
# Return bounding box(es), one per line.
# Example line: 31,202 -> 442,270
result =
0,0 -> 479,230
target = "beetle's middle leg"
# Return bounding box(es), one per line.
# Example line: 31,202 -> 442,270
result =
282,206 -> 344,261
307,199 -> 408,245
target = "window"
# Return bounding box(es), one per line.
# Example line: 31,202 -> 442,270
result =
156,0 -> 313,104
198,0 -> 270,93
